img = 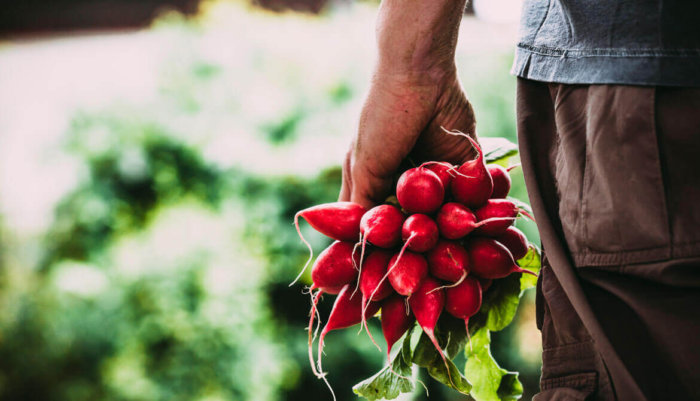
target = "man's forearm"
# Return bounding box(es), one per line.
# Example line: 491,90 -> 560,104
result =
375,0 -> 467,77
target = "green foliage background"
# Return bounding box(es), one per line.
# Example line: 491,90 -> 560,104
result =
0,3 -> 541,401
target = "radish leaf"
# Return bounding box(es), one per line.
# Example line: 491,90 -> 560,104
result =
465,328 -> 523,401
518,245 -> 541,291
481,137 -> 519,165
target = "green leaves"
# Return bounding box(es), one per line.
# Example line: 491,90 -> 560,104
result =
481,137 -> 519,165
480,274 -> 522,332
518,245 -> 542,292
353,327 -> 415,401
465,328 -> 523,401
352,351 -> 414,401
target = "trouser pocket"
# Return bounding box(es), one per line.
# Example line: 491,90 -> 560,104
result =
536,263 -> 615,401
547,84 -> 671,267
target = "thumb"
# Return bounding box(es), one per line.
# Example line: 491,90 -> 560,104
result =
349,163 -> 393,210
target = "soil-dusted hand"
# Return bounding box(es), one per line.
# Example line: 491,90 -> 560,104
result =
339,0 -> 474,209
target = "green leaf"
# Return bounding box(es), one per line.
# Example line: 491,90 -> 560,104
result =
411,331 -> 438,368
480,274 -> 521,332
408,322 -> 472,395
465,328 -> 523,401
353,328 -> 415,401
481,137 -> 519,165
498,372 -> 524,401
439,315 -> 469,359
517,245 -> 542,292
427,355 -> 472,395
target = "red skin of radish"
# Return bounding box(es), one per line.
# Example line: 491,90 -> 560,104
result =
358,250 -> 395,347
425,163 -> 455,190
296,202 -> 366,241
488,165 -> 511,199
381,294 -> 415,360
408,277 -> 451,381
317,284 -> 381,374
311,241 -> 360,294
450,136 -> 493,208
427,240 -> 470,282
495,226 -> 529,260
445,276 -> 482,333
478,277 -> 493,292
466,237 -> 536,279
475,199 -> 518,236
322,285 -> 381,333
360,204 -> 405,248
387,251 -> 428,296
436,202 -> 479,239
401,214 -> 439,253
359,250 -> 395,302
396,167 -> 445,214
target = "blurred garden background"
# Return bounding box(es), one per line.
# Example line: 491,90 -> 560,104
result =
0,0 -> 540,400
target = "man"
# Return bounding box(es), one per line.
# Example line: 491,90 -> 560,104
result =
339,1 -> 700,400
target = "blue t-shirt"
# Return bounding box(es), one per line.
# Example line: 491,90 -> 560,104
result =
511,0 -> 700,87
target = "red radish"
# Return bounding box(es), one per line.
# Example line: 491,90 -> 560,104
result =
495,226 -> 529,260
466,237 -> 537,279
358,250 -> 394,347
427,240 -> 469,283
408,277 -> 454,386
424,162 -> 455,189
359,251 -> 395,302
436,203 -> 513,240
478,277 -> 493,292
436,202 -> 479,239
401,214 -> 439,252
474,199 -> 519,236
292,201 -> 366,285
445,277 -> 482,333
488,164 -> 511,198
449,134 -> 493,208
359,204 -> 405,249
381,294 -> 415,361
310,241 -> 360,294
396,167 -> 445,214
387,251 -> 428,296
317,285 -> 381,379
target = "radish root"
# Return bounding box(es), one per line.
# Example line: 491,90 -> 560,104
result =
419,161 -> 474,179
428,270 -> 468,294
291,212 -> 313,287
507,163 -> 521,172
359,295 -> 382,351
518,208 -> 537,223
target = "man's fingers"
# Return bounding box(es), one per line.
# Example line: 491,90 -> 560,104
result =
349,165 -> 392,210
338,150 -> 353,202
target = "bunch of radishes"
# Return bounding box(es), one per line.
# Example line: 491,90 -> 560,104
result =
292,134 -> 535,395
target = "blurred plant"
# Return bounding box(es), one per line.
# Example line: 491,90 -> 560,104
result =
0,3 -> 540,401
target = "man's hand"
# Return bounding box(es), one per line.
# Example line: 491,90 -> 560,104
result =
339,0 -> 475,209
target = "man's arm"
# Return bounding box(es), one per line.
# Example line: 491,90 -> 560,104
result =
339,0 -> 476,209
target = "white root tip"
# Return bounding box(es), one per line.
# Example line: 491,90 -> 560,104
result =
290,212 -> 313,287
428,271 -> 467,293
351,233 -> 368,299
307,290 -> 324,379
440,126 -> 482,160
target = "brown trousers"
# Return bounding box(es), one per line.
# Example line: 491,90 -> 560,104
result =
516,79 -> 700,401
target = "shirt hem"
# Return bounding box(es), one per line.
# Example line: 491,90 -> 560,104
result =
511,45 -> 700,87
